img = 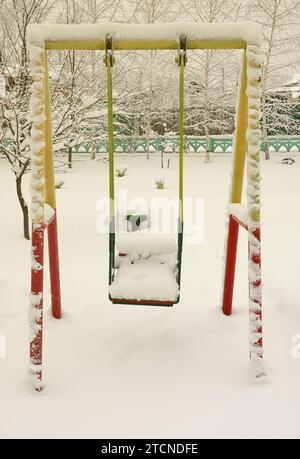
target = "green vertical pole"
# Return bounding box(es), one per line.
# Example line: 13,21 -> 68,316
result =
177,36 -> 186,291
179,56 -> 184,221
105,37 -> 115,285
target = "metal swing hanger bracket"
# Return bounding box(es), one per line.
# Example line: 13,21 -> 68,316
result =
176,35 -> 187,67
104,35 -> 115,67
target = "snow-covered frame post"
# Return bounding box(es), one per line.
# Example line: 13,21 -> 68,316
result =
222,46 -> 263,376
29,47 -> 62,391
28,22 -> 263,390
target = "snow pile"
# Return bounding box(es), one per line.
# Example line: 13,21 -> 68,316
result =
30,246 -> 43,272
110,234 -> 179,301
29,45 -> 46,225
28,363 -> 43,391
44,204 -> 55,225
116,165 -> 127,177
110,256 -> 179,302
28,293 -> 43,341
116,233 -> 177,257
28,291 -> 43,391
246,45 -> 264,377
155,177 -> 165,189
28,22 -> 262,48
229,204 -> 248,226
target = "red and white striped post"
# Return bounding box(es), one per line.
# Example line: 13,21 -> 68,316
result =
30,225 -> 45,391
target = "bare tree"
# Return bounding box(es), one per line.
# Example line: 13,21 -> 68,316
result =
0,0 -> 55,239
121,0 -> 180,158
181,0 -> 243,161
48,0 -> 127,163
245,0 -> 300,159
0,0 -> 120,238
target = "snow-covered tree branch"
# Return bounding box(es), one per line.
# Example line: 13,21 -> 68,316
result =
0,0 -> 55,239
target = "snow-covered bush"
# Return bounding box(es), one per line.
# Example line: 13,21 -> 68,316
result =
55,178 -> 65,189
280,157 -> 296,166
155,178 -> 165,189
116,165 -> 127,177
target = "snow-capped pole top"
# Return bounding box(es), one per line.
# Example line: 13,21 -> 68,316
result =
27,22 -> 262,50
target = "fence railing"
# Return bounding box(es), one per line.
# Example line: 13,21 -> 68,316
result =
70,135 -> 300,154
2,135 -> 300,155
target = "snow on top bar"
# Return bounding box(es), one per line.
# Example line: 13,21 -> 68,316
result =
28,22 -> 262,49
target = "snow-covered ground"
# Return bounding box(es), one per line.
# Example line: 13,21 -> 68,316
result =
0,153 -> 300,439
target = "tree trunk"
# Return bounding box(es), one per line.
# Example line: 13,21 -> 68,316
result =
146,118 -> 150,160
91,142 -> 96,160
262,92 -> 270,160
264,142 -> 270,161
204,126 -> 210,163
204,51 -> 210,163
68,146 -> 73,168
16,176 -> 30,240
134,113 -> 139,137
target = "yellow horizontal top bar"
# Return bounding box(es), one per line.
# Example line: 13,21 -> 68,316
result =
29,22 -> 261,51
45,38 -> 247,51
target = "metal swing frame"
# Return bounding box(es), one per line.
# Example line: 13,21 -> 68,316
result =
28,22 -> 263,390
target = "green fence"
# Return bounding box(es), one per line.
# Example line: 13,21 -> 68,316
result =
70,136 -> 300,154
2,136 -> 300,155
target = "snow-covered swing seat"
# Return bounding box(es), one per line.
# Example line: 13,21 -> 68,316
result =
110,234 -> 180,306
106,35 -> 186,306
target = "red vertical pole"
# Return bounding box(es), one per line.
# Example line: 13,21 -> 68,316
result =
30,224 -> 45,391
47,211 -> 62,319
222,215 -> 240,316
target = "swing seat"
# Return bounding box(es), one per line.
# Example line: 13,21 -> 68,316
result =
109,234 -> 180,306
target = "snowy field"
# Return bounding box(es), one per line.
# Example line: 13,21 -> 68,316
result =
0,153 -> 300,439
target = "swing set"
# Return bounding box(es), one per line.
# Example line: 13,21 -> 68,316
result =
28,23 -> 263,390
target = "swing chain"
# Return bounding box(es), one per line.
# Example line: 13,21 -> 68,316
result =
104,35 -> 115,67
176,35 -> 187,67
